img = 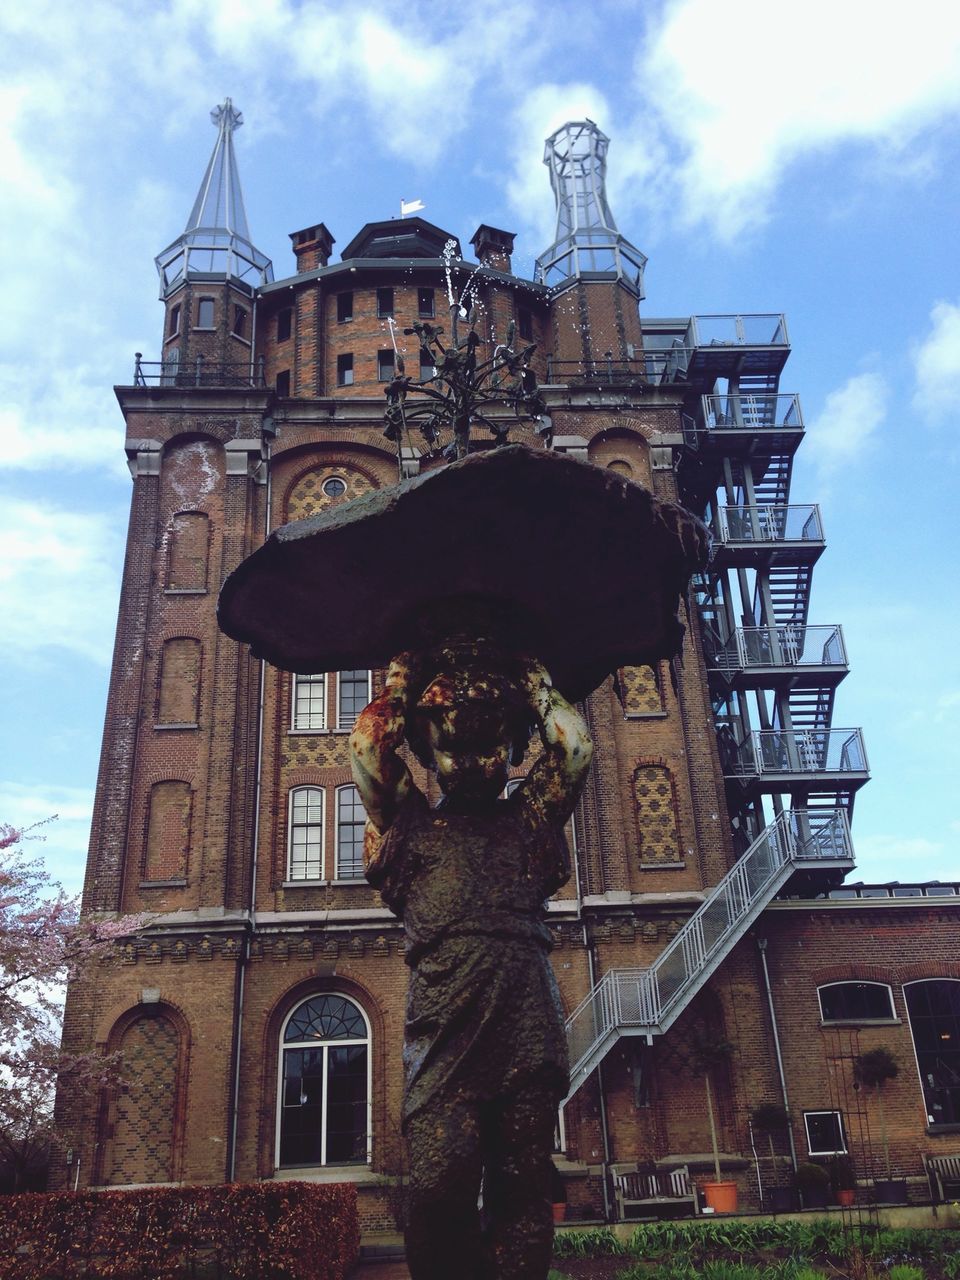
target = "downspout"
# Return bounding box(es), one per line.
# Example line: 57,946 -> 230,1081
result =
757,936 -> 798,1172
585,926 -> 613,1223
226,426 -> 271,1182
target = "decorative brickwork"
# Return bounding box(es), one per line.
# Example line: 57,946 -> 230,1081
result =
280,733 -> 351,770
158,638 -> 202,724
106,1015 -> 179,1185
144,782 -> 192,882
633,764 -> 682,866
285,464 -> 375,521
618,664 -> 663,716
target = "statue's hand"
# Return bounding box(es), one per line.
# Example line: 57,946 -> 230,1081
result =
516,655 -> 553,707
385,650 -> 428,708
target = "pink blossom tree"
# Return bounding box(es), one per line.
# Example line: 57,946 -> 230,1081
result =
0,822 -> 143,1191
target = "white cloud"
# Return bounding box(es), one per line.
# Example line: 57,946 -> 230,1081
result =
911,300 -> 960,421
0,782 -> 94,897
634,0 -> 960,237
804,372 -> 887,480
0,499 -> 123,666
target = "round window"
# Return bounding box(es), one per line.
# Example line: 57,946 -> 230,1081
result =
322,477 -> 347,498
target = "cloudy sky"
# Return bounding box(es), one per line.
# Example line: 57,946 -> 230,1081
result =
2,0 -> 959,893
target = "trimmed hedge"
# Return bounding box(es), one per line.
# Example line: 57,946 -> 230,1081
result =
0,1181 -> 359,1280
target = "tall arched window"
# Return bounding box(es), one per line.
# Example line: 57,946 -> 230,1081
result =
905,979 -> 960,1126
335,785 -> 366,881
287,787 -> 324,881
278,994 -> 370,1167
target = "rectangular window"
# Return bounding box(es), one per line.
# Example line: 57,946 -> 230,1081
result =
337,354 -> 354,387
377,349 -> 395,382
293,673 -> 326,731
277,308 -> 293,342
517,306 -> 533,341
337,670 -> 370,730
418,288 -> 435,318
377,288 -> 394,319
337,292 -> 353,323
197,297 -> 215,328
288,787 -> 324,881
276,369 -> 291,397
336,785 -> 367,880
168,304 -> 181,337
233,305 -> 247,338
804,1111 -> 847,1156
419,351 -> 435,380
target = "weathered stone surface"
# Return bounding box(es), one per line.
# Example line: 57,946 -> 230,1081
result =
218,443 -> 709,701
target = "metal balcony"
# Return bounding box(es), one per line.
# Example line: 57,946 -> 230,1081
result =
713,505 -> 824,566
564,808 -> 853,1098
131,353 -> 267,389
723,728 -> 869,793
683,314 -> 790,383
711,625 -> 848,690
694,393 -> 804,456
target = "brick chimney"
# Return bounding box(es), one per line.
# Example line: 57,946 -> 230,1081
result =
290,223 -> 335,273
470,225 -> 516,274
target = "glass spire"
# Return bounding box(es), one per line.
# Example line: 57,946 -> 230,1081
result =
534,120 -> 646,296
155,98 -> 273,297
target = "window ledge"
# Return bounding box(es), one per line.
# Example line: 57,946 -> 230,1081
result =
333,878 -> 367,887
232,335 -> 251,347
820,1018 -> 901,1028
289,728 -> 331,737
638,862 -> 687,871
192,326 -> 217,332
282,880 -> 328,888
155,722 -> 199,732
624,712 -> 668,720
272,1164 -> 376,1184
164,587 -> 207,596
139,879 -> 188,889
926,1123 -> 960,1135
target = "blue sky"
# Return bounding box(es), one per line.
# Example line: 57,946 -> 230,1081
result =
2,0 -> 959,894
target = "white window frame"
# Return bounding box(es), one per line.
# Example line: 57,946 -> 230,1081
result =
287,787 -> 325,882
276,994 -> 372,1169
817,981 -> 896,1025
336,670 -> 372,732
291,673 -> 328,733
904,977 -> 960,1128
803,1110 -> 847,1156
335,783 -> 367,882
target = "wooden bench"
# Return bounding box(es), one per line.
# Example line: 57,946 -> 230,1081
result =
611,1162 -> 700,1219
925,1153 -> 960,1202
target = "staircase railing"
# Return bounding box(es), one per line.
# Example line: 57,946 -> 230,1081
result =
565,809 -> 852,1096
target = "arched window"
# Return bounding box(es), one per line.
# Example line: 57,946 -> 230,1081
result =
158,638 -> 201,725
278,994 -> 370,1167
105,1013 -> 180,1184
905,979 -> 960,1126
818,981 -> 895,1023
288,787 -> 324,881
166,512 -> 209,591
144,781 -> 192,883
335,785 -> 366,881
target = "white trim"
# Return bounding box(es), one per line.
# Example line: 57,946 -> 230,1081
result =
275,993 -> 373,1171
903,977 -> 960,1126
334,782 -> 367,882
287,786 -> 325,881
336,669 -> 372,732
803,1109 -> 847,1156
817,980 -> 895,1024
292,672 -> 328,732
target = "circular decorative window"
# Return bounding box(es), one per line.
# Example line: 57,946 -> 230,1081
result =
322,477 -> 347,498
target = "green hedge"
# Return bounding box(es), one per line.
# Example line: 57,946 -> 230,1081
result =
0,1182 -> 359,1280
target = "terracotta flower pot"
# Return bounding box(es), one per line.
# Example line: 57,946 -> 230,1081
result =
703,1181 -> 738,1213
552,1202 -> 567,1224
837,1188 -> 855,1206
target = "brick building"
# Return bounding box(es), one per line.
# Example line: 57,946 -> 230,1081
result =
55,103 -> 960,1220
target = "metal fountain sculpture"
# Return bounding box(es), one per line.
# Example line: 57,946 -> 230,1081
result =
219,284 -> 708,1279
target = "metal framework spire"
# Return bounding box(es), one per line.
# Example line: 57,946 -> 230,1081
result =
534,120 -> 647,296
155,98 -> 273,297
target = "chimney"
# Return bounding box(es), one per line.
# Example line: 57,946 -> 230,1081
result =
290,223 -> 335,273
470,225 -> 516,274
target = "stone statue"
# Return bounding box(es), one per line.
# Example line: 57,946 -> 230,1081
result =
350,644 -> 593,1280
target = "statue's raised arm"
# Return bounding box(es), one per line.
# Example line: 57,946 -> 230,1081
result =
348,652 -> 419,834
513,656 -> 593,828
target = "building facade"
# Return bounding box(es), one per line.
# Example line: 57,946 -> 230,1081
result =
55,105 -> 960,1221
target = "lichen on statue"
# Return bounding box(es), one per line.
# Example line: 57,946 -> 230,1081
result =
349,642 -> 593,1280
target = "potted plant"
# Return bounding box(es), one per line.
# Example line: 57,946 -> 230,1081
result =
854,1046 -> 907,1204
550,1163 -> 567,1224
795,1161 -> 830,1209
690,1030 -> 738,1213
830,1154 -> 856,1206
752,1103 -> 794,1213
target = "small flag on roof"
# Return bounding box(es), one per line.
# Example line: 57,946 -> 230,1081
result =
400,198 -> 425,218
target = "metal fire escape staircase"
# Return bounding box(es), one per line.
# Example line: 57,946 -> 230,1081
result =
563,808 -> 852,1102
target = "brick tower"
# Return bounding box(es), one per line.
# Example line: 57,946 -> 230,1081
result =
56,104 -> 960,1221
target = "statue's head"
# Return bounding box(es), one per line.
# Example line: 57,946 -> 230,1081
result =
407,657 -> 531,804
